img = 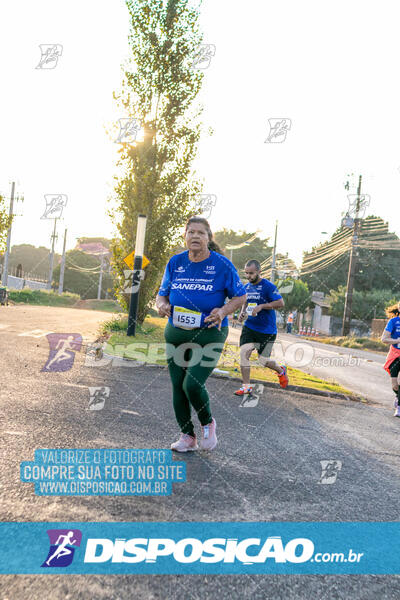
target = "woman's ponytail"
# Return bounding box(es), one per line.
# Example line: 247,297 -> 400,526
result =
208,239 -> 224,255
385,303 -> 400,318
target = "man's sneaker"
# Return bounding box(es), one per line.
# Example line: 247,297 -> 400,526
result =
234,386 -> 253,396
394,406 -> 400,418
278,365 -> 289,388
171,433 -> 198,452
200,418 -> 217,450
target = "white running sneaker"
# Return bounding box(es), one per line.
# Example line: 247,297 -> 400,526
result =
394,406 -> 400,418
200,418 -> 217,450
171,433 -> 198,452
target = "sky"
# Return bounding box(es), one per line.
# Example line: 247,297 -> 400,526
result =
1,0 -> 400,268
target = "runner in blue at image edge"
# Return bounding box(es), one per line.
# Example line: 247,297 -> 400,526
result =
381,302 -> 400,417
156,217 -> 247,452
235,259 -> 289,395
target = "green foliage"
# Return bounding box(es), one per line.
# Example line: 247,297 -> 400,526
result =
3,243 -> 53,279
9,288 -> 79,306
101,315 -> 130,333
277,278 -> 311,317
110,0 -> 205,322
76,299 -> 125,313
302,216 -> 400,294
328,285 -> 397,321
101,316 -> 165,347
313,336 -> 387,352
53,249 -> 113,299
0,195 -> 12,252
213,229 -> 272,273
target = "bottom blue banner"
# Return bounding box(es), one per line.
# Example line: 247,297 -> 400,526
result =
0,522 -> 399,574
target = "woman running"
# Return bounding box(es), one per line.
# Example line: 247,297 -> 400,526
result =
381,302 -> 400,417
156,217 -> 247,452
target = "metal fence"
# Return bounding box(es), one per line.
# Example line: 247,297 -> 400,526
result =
5,275 -> 47,290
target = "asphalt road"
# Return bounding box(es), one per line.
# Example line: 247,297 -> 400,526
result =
1,306 -> 400,599
228,327 -> 392,404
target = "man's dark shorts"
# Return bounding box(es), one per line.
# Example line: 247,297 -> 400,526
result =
389,357 -> 400,378
240,325 -> 276,357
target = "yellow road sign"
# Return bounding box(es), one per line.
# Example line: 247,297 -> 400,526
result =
123,251 -> 150,269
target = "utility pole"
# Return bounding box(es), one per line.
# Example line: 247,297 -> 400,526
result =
97,254 -> 104,300
58,228 -> 67,294
47,218 -> 58,290
270,220 -> 278,283
342,175 -> 362,336
127,214 -> 148,336
2,182 -> 15,287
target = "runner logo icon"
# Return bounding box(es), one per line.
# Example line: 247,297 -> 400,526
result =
41,529 -> 82,567
42,333 -> 82,372
318,460 -> 342,484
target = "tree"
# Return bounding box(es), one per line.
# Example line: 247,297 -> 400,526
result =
277,279 -> 311,321
213,229 -> 272,274
110,0 -> 205,322
301,215 -> 400,294
328,286 -> 397,322
3,244 -> 59,279
53,249 -> 113,299
0,194 -> 13,252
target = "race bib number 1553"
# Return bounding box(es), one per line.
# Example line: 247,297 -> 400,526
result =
173,306 -> 202,329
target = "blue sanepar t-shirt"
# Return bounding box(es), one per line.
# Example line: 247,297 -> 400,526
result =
385,317 -> 400,348
158,250 -> 246,328
244,278 -> 282,334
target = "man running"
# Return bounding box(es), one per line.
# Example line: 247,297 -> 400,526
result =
381,302 -> 400,417
235,259 -> 288,396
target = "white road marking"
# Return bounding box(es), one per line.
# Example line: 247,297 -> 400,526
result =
18,329 -> 53,338
121,409 -> 142,416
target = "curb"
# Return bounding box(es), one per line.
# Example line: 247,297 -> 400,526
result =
94,343 -> 364,404
209,370 -> 365,403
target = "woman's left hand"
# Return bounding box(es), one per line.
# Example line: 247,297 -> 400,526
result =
204,308 -> 225,330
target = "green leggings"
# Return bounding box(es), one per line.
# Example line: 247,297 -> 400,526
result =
164,322 -> 228,435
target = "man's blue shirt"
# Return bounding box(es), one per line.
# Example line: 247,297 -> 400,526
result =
244,278 -> 282,334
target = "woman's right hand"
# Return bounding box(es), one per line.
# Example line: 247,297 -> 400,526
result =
237,311 -> 246,323
157,301 -> 172,318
